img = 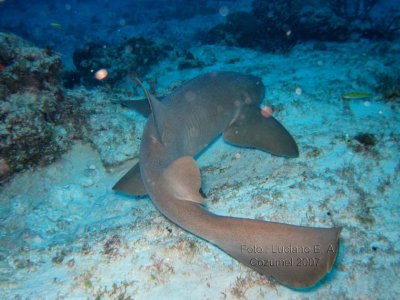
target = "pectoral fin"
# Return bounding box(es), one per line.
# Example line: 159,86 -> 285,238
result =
112,163 -> 147,196
223,106 -> 299,157
163,156 -> 205,205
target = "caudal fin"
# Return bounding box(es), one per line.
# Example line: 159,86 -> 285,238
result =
212,218 -> 340,288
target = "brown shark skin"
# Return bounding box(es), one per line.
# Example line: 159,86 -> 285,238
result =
134,72 -> 340,288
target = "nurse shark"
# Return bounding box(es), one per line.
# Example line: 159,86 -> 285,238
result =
113,72 -> 340,288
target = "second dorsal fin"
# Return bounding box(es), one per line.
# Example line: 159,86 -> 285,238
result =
134,78 -> 166,144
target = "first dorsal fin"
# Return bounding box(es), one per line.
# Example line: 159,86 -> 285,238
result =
162,156 -> 205,205
134,78 -> 166,144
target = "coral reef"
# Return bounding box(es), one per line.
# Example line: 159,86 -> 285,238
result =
297,5 -> 351,41
204,0 -> 399,52
204,0 -> 351,52
0,33 -> 72,176
361,15 -> 400,41
329,0 -> 400,40
0,91 -> 70,173
376,72 -> 400,102
329,0 -> 380,20
361,15 -> 400,40
204,10 -> 296,52
0,33 -> 62,99
0,33 -> 143,178
73,37 -> 172,87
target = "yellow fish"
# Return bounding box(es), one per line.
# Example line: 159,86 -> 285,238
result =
342,92 -> 372,99
49,22 -> 63,30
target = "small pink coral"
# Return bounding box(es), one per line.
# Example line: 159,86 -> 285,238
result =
260,105 -> 273,118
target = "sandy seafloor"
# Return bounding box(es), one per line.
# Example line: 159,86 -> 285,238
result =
1,40 -> 400,299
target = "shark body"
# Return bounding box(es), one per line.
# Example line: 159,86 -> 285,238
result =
114,72 -> 340,288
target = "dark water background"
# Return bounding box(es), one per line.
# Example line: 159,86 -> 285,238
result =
1,0 -> 398,68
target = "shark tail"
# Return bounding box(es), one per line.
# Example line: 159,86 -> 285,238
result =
207,216 -> 341,288
155,156 -> 341,288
